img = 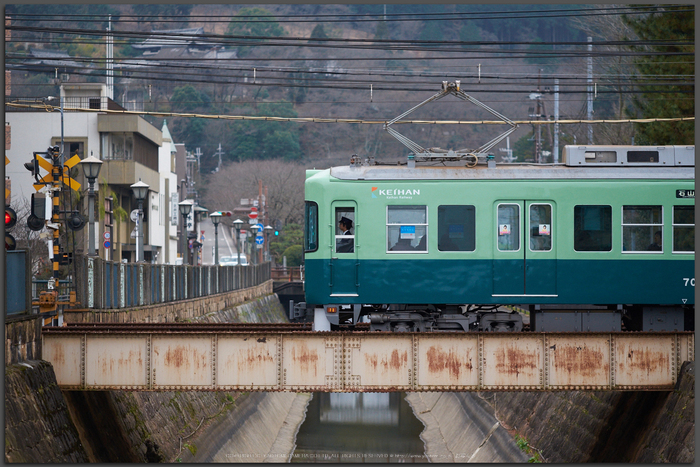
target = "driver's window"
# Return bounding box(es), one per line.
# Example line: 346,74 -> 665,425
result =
335,208 -> 355,253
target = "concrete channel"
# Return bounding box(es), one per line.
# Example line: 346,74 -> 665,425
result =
178,390 -> 529,463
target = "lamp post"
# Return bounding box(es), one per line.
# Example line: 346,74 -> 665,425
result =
264,225 -> 273,262
178,200 -> 193,265
79,153 -> 103,257
210,211 -> 222,265
130,179 -> 149,262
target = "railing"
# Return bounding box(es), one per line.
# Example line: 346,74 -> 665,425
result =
271,266 -> 304,282
73,255 -> 271,309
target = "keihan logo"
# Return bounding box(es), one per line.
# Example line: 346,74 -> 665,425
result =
371,187 -> 420,198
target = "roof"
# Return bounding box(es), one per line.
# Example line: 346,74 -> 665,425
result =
328,164 -> 695,181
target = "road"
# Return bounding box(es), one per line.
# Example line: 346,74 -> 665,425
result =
198,217 -> 238,265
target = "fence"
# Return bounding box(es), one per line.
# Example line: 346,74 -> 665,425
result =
73,255 -> 270,310
271,266 -> 304,282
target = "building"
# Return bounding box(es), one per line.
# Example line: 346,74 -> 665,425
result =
6,83 -> 182,264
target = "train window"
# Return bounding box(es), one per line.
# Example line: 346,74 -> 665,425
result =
438,205 -> 475,251
574,205 -> 612,251
673,206 -> 694,253
387,205 -> 427,252
529,204 -> 552,251
622,205 -> 663,252
304,202 -> 318,252
497,204 -> 520,251
335,208 -> 355,253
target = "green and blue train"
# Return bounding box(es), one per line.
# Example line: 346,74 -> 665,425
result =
297,145 -> 695,332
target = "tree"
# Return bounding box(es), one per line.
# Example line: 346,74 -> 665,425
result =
201,159 -> 306,231
270,224 -> 304,265
225,101 -> 302,161
226,7 -> 285,57
622,6 -> 694,145
310,24 -> 328,40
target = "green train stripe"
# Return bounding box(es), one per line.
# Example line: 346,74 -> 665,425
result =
304,258 -> 695,306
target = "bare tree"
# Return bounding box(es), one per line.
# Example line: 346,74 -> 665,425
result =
202,159 -> 306,229
9,197 -> 51,277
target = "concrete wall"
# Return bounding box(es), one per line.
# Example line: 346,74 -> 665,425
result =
4,292 -> 307,463
405,392 -> 530,463
482,361 -> 695,463
5,314 -> 42,365
63,280 -> 273,324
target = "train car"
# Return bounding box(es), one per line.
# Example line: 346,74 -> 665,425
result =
298,145 -> 695,332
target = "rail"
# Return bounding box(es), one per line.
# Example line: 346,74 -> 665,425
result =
72,255 -> 271,309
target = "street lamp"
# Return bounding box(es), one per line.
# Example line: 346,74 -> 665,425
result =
210,211 -> 222,265
264,225 -> 273,262
233,218 -> 244,267
178,200 -> 193,265
130,179 -> 149,262
79,153 -> 102,257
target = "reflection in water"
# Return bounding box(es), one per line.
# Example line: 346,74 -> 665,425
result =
292,393 -> 426,463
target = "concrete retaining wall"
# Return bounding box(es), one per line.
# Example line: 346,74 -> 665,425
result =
4,292 -> 301,463
482,361 -> 695,463
180,392 -> 312,463
62,280 -> 273,324
405,392 -> 530,463
4,314 -> 42,365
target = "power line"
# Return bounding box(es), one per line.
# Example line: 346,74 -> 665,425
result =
6,4 -> 693,24
5,101 -> 694,126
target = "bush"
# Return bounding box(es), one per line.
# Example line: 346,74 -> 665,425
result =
281,245 -> 303,267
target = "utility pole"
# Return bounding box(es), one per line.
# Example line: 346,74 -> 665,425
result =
213,143 -> 224,173
587,37 -> 593,144
106,15 -> 113,100
554,78 -> 559,163
536,70 -> 542,164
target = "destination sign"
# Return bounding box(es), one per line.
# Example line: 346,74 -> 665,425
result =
676,189 -> 695,199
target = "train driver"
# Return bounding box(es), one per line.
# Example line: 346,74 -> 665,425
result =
336,217 -> 354,253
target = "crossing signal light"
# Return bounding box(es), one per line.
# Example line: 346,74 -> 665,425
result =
66,212 -> 86,231
5,206 -> 17,250
5,206 -> 17,229
24,157 -> 39,176
27,193 -> 46,231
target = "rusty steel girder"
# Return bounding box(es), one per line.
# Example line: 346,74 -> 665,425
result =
42,330 -> 694,392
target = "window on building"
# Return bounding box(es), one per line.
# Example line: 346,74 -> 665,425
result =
574,205 -> 612,251
438,205 -> 475,251
673,206 -> 694,253
497,204 -> 520,251
622,205 -> 663,252
387,205 -> 427,252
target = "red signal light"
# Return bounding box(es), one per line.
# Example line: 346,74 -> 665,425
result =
5,207 -> 17,229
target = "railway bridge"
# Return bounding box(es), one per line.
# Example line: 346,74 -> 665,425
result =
6,255 -> 694,393
43,323 -> 693,392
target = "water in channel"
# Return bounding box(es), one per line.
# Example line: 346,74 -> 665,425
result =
292,392 -> 427,463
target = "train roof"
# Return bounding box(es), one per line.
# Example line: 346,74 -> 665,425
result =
329,164 -> 695,181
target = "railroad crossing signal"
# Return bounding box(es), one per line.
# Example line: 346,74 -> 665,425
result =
5,205 -> 17,250
27,151 -> 82,192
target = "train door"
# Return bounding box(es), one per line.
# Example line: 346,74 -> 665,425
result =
330,202 -> 358,296
493,201 -> 557,297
